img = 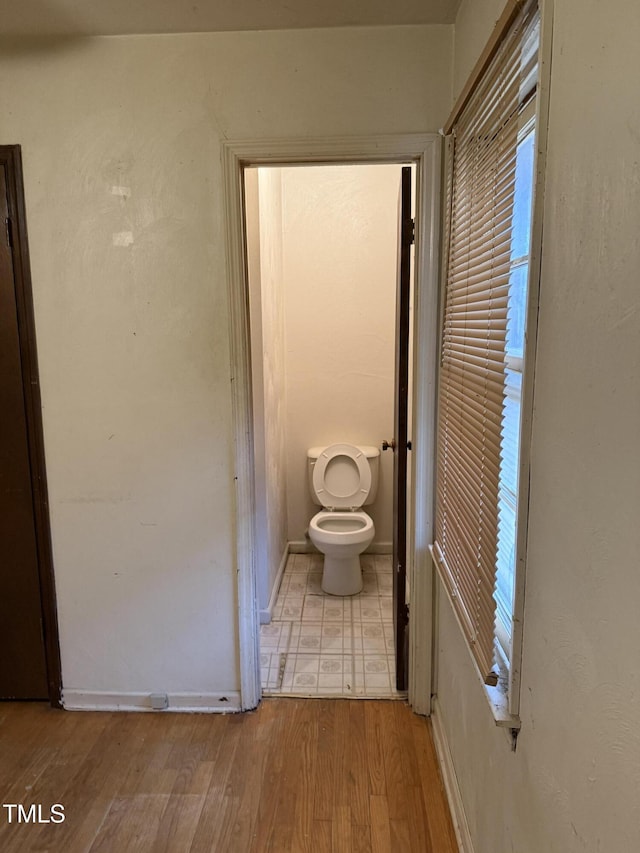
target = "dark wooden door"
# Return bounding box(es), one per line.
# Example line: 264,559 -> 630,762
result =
391,166 -> 413,691
0,150 -> 53,700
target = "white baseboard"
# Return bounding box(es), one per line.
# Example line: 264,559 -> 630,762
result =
288,539 -> 313,554
61,690 -> 242,713
259,544 -> 289,624
430,696 -> 474,853
367,541 -> 392,555
289,539 -> 393,555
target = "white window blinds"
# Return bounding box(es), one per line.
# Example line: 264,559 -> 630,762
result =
434,1 -> 540,684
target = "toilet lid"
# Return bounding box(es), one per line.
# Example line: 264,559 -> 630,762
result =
312,443 -> 371,509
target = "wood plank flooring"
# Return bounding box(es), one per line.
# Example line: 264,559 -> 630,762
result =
0,699 -> 458,852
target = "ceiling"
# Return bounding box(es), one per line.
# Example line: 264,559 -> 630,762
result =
0,0 -> 462,38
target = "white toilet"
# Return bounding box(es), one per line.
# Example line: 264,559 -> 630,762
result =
307,443 -> 379,595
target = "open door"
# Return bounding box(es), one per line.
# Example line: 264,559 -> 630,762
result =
387,166 -> 413,691
0,146 -> 60,702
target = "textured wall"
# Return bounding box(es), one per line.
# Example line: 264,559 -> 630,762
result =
0,27 -> 452,699
451,0 -> 505,100
280,165 -> 402,546
246,168 -> 288,614
257,169 -> 288,609
435,1 -> 640,850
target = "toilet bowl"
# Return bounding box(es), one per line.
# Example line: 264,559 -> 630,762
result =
309,510 -> 374,595
306,443 -> 379,596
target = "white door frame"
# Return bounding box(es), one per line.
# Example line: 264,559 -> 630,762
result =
221,134 -> 441,712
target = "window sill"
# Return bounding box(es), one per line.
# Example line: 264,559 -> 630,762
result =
430,545 -> 521,733
483,681 -> 521,730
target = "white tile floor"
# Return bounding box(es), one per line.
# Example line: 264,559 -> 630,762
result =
259,552 -> 405,699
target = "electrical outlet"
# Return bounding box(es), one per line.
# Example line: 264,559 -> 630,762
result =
149,693 -> 169,710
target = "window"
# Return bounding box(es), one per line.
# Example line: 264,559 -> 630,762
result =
433,1 -> 540,711
494,105 -> 536,673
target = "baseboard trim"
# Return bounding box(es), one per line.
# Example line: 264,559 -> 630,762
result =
61,690 -> 242,713
260,544 -> 289,624
367,541 -> 392,555
289,539 -> 312,554
430,696 -> 475,853
289,539 -> 393,555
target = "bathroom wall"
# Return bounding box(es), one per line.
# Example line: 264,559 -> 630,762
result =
280,164 -> 402,547
0,26 -> 452,706
434,0 -> 640,850
246,168 -> 288,616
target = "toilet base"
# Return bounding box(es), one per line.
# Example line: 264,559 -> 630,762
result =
321,554 -> 363,596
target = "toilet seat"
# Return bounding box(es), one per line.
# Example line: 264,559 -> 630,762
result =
312,443 -> 371,510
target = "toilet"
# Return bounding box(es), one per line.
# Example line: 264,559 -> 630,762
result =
307,443 -> 379,595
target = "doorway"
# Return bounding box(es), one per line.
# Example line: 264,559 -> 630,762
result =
221,135 -> 440,712
246,163 -> 408,698
0,145 -> 61,704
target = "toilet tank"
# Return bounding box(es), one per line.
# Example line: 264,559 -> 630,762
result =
307,445 -> 380,507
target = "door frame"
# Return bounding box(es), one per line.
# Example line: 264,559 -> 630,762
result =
0,145 -> 62,706
221,135 -> 441,713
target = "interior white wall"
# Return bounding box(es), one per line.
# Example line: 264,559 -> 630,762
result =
0,26 -> 452,702
451,0 -> 504,99
435,1 -> 640,850
246,168 -> 288,615
280,165 -> 401,546
244,170 -> 268,615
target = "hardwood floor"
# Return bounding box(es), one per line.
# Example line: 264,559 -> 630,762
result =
0,699 -> 458,852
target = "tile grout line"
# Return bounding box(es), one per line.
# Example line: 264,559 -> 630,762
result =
349,593 -> 356,696
277,620 -> 292,691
